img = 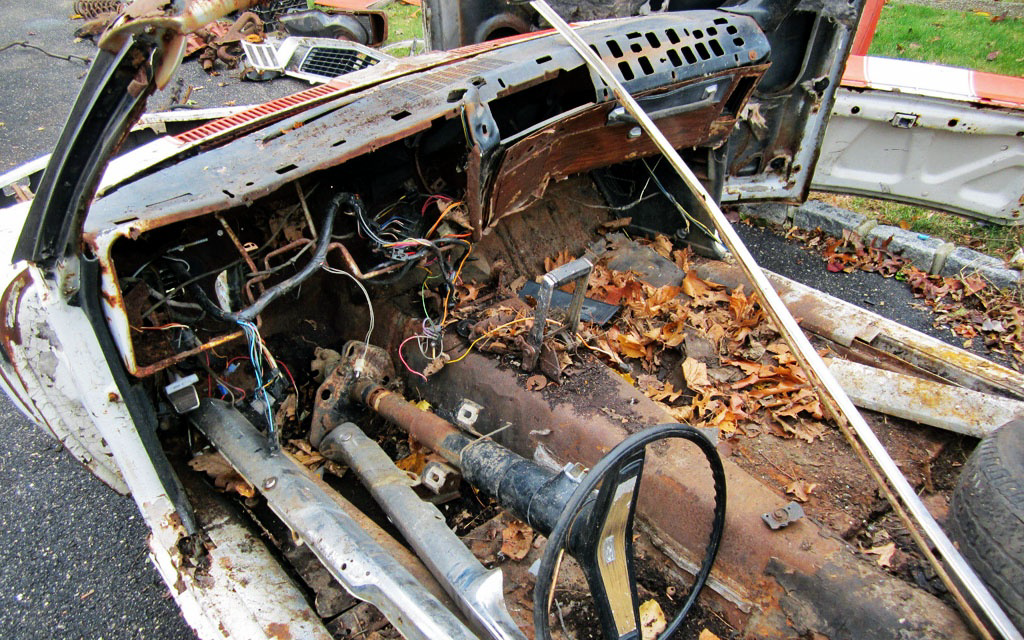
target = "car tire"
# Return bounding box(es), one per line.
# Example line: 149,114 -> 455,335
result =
949,418 -> 1024,630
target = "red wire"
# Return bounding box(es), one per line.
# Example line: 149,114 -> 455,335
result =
421,194 -> 452,216
205,353 -> 213,398
398,335 -> 428,382
225,356 -> 249,368
278,361 -> 299,395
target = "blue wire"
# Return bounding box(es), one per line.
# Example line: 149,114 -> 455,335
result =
238,320 -> 277,448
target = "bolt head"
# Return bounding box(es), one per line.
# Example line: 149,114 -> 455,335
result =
340,432 -> 352,442
263,476 -> 277,490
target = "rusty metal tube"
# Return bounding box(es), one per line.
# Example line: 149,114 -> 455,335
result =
348,379 -> 579,535
351,379 -> 464,464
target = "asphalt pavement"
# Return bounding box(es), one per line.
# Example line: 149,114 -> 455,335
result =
0,2 -> 1009,639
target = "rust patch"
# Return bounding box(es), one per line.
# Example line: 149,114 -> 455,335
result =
266,622 -> 293,639
0,269 -> 32,355
486,68 -> 767,230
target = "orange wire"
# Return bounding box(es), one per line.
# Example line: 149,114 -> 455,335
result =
426,200 -> 463,239
441,243 -> 473,327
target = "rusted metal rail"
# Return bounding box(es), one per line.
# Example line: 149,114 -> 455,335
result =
529,2 -> 1020,638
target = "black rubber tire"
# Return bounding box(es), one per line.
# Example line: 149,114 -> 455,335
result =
950,418 -> 1024,630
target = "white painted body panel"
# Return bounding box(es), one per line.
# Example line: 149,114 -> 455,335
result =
813,87 -> 1024,224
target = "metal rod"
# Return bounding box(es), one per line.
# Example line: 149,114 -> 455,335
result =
528,2 -> 1019,638
352,379 -> 465,464
191,400 -> 478,640
321,423 -> 526,640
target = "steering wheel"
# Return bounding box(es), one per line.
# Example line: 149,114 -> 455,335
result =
532,424 -> 727,640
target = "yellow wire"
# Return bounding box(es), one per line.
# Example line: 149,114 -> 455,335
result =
447,316 -> 563,365
447,317 -> 533,365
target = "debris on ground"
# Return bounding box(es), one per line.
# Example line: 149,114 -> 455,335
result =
788,227 -> 1024,368
499,519 -> 534,561
188,451 -> 255,498
639,599 -> 667,640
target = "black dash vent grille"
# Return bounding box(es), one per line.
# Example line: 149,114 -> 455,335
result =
300,47 -> 380,78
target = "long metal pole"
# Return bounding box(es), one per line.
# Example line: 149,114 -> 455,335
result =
528,3 -> 1020,638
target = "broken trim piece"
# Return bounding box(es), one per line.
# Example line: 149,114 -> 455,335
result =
695,260 -> 1024,401
826,358 -> 1024,438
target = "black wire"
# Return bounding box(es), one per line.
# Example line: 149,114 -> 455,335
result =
171,192 -> 353,324
0,41 -> 92,64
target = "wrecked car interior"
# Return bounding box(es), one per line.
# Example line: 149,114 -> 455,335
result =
3,0 -> 1024,638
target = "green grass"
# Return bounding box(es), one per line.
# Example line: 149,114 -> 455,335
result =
814,193 -> 1024,262
869,3 -> 1024,77
382,2 -> 425,51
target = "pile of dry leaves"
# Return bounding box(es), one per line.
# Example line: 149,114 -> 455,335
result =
452,243 -> 829,444
792,227 -> 1024,368
581,248 -> 825,442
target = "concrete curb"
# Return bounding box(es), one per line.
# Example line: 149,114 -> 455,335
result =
738,200 -> 1022,289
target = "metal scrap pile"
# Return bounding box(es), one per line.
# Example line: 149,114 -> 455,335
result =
72,0 -> 399,82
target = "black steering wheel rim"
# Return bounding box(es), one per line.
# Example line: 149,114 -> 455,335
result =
532,423 -> 727,640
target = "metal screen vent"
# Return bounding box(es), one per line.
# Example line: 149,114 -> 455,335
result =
252,0 -> 308,32
243,42 -> 280,70
242,37 -> 393,84
299,47 -> 381,78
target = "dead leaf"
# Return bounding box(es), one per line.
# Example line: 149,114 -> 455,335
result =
599,217 -> 632,232
544,250 -> 573,272
682,270 -> 727,304
671,248 -> 693,272
396,449 -> 426,475
651,234 -> 673,259
274,393 -> 298,423
785,479 -> 817,502
500,519 -> 533,561
618,333 -> 647,360
986,50 -> 1000,61
646,380 -> 683,403
866,541 -> 897,568
459,282 -> 482,303
982,319 -> 1005,332
639,599 -> 667,640
189,452 -> 255,498
682,357 -> 711,388
288,439 -> 326,469
699,631 -> 722,640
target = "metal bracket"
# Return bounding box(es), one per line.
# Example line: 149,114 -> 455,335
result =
454,399 -> 483,433
523,257 -> 593,371
761,501 -> 804,530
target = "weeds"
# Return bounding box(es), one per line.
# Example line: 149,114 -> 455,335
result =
813,193 -> 1024,263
